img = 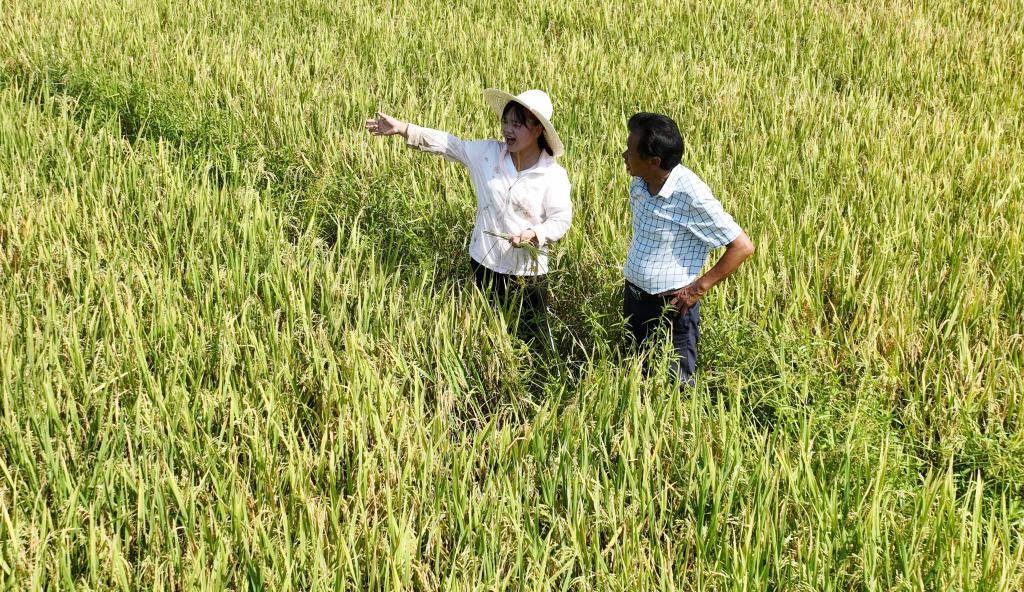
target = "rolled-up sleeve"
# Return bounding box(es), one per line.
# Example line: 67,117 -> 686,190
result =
683,189 -> 742,248
531,171 -> 572,247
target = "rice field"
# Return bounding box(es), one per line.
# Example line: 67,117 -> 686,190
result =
1,0 -> 1022,589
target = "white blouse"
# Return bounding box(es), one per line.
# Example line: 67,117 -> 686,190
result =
406,124 -> 572,276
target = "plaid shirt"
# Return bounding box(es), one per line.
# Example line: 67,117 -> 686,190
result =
623,164 -> 742,294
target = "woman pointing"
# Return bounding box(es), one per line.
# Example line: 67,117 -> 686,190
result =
365,89 -> 572,342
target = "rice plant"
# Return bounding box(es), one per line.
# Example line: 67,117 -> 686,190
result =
1,0 -> 1022,589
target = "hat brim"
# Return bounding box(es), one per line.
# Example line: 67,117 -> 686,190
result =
483,88 -> 565,158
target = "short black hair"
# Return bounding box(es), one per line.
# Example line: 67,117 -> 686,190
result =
627,112 -> 684,170
503,101 -> 553,156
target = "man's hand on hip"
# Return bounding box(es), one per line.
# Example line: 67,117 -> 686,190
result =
663,280 -> 707,313
660,232 -> 756,313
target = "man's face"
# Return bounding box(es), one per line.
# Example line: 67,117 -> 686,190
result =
622,132 -> 659,177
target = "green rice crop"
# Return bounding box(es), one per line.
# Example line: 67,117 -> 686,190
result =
1,0 -> 1022,589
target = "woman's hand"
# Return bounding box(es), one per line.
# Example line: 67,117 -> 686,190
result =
509,229 -> 538,247
364,112 -> 408,137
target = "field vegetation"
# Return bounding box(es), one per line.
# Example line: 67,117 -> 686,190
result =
1,0 -> 1022,589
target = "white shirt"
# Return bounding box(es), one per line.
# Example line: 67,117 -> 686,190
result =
406,124 -> 572,276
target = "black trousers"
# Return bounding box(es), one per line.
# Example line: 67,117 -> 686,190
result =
470,259 -> 552,347
623,280 -> 700,386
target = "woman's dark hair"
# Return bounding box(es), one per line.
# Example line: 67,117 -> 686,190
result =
502,101 -> 553,156
627,112 -> 684,170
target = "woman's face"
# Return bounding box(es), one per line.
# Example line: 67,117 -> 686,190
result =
501,107 -> 544,153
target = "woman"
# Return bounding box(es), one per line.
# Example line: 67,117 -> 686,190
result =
365,89 -> 572,343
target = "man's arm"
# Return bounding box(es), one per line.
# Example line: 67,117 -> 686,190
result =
668,231 -> 754,311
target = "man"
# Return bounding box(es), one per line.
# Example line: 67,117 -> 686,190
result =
621,112 -> 754,386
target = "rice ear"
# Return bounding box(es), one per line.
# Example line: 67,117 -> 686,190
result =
483,230 -> 549,261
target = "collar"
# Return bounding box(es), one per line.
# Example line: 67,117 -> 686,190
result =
498,144 -> 557,177
653,165 -> 683,198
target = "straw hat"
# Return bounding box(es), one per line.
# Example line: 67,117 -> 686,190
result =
483,88 -> 565,158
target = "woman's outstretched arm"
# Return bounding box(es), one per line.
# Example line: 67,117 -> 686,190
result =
364,112 -> 410,138
365,112 -> 477,168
